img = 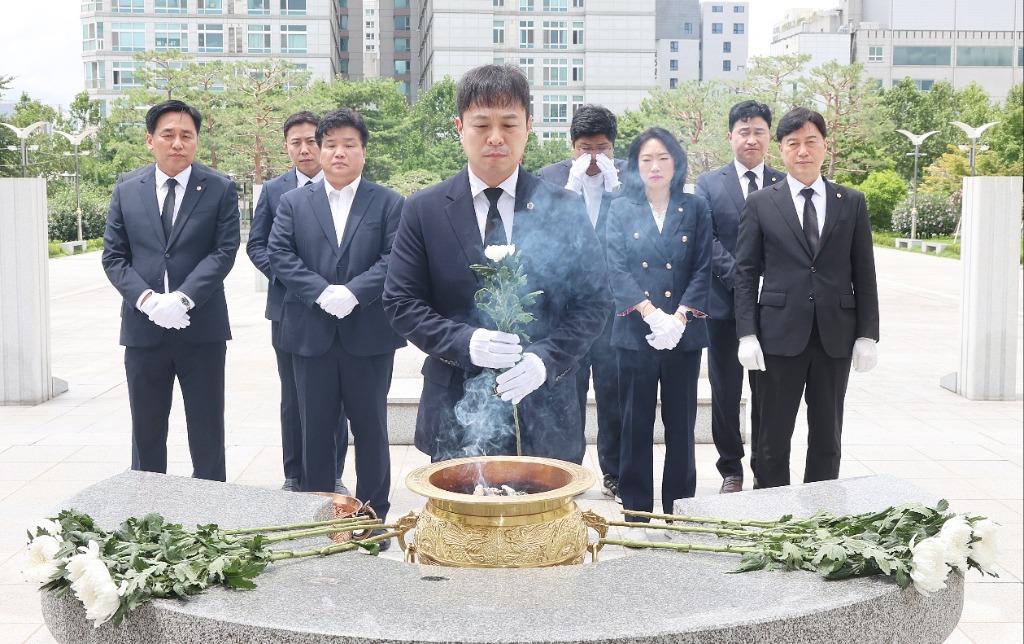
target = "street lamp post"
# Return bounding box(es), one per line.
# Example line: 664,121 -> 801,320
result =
895,129 -> 939,241
53,127 -> 99,242
0,121 -> 50,177
950,121 -> 999,177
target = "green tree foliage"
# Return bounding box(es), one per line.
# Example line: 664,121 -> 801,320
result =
879,79 -> 957,183
46,181 -> 113,242
522,134 -> 569,173
983,83 -> 1023,177
400,77 -> 464,184
858,169 -> 908,230
741,54 -> 813,115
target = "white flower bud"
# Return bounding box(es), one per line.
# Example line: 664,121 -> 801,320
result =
22,535 -> 63,585
909,535 -> 951,596
937,515 -> 973,572
970,519 -> 1000,574
483,244 -> 516,262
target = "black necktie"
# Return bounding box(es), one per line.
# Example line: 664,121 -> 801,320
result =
304,180 -> 313,187
801,187 -> 819,255
744,171 -> 758,198
161,178 -> 178,240
483,187 -> 506,245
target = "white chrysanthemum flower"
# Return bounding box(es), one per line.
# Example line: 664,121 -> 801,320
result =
71,563 -> 122,627
66,541 -> 104,583
28,519 -> 63,538
970,519 -> 1001,574
484,244 -> 516,262
937,515 -> 973,572
22,535 -> 63,585
909,536 -> 951,596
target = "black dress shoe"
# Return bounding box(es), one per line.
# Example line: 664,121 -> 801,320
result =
752,477 -> 761,490
281,478 -> 299,492
719,476 -> 743,494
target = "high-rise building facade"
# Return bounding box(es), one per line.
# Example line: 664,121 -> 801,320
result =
654,0 -> 700,90
698,1 -> 749,81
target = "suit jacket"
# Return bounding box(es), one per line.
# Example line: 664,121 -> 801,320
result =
267,177 -> 407,358
247,170 -> 298,322
102,162 -> 240,347
383,166 -> 612,452
734,179 -> 880,358
605,192 -> 712,353
694,163 -> 786,319
536,157 -> 625,247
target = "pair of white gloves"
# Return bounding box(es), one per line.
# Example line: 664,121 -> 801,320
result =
468,329 -> 546,405
316,285 -> 358,319
738,336 -> 878,373
565,153 -> 620,194
139,291 -> 191,330
643,309 -> 686,351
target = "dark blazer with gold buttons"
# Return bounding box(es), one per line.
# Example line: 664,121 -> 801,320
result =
605,192 -> 712,353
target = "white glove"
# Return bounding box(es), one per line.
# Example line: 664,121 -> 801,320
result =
469,329 -> 523,369
142,292 -> 190,330
565,153 -> 591,194
852,338 -> 878,373
737,335 -> 765,371
643,309 -> 684,351
595,153 -> 621,192
317,285 -> 358,319
495,352 -> 546,404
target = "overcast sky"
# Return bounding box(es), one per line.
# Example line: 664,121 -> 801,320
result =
0,0 -> 841,110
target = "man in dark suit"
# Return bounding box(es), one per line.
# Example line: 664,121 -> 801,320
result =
383,64 -> 611,465
102,100 -> 240,481
537,104 -> 625,499
694,100 -> 785,494
268,108 -> 405,532
734,107 -> 879,489
246,111 -> 349,494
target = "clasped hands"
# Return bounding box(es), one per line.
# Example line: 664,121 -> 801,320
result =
468,329 -> 546,404
316,285 -> 358,319
565,153 -> 620,194
643,309 -> 686,351
140,291 -> 190,330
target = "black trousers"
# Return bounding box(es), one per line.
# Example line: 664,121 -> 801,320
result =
272,321 -> 348,484
125,335 -> 226,481
575,311 -> 621,478
753,323 -> 851,488
618,346 -> 701,520
293,337 -> 394,520
706,318 -> 748,478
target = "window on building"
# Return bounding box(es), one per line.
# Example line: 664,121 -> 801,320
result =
110,22 -> 144,50
494,56 -> 505,65
280,0 -> 306,16
723,60 -> 731,72
572,21 -> 583,45
543,0 -> 567,11
81,1 -> 103,11
669,59 -> 678,71
723,41 -> 731,53
366,31 -> 375,40
684,22 -> 692,35
155,0 -> 187,12
339,14 -> 348,29
111,0 -> 143,12
669,78 -> 677,89
669,40 -> 678,52
493,0 -> 504,6
518,57 -> 535,84
572,58 -> 583,81
734,5 -> 744,12
339,36 -> 348,51
339,58 -> 349,74
520,0 -> 534,11
248,0 -> 269,15
395,0 -> 408,7
198,0 -> 222,13
1019,47 -> 1024,66
365,20 -> 375,29
198,24 -> 224,52
542,95 -> 568,122
733,23 -> 744,34
248,24 -> 271,53
155,23 -> 188,51
365,43 -> 375,52
573,0 -> 584,6
494,20 -> 505,44
398,81 -> 410,96
711,5 -> 723,12
893,46 -> 951,66
395,37 -> 411,52
913,79 -> 935,91
84,61 -> 105,89
82,23 -> 104,51
711,23 -> 722,34
281,25 -> 306,52
541,131 -> 567,142
520,21 -> 535,48
395,16 -> 410,30
542,58 -> 568,85
395,60 -> 410,75
112,61 -> 143,89
957,46 -> 1013,67
572,94 -> 583,112
543,21 -> 567,49
868,45 -> 882,62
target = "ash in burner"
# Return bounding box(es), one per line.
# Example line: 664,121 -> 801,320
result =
451,481 -> 550,496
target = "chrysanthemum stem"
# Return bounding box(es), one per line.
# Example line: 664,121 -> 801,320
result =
621,509 -> 778,529
262,522 -> 395,545
599,538 -> 759,554
606,520 -> 763,539
513,404 -> 522,457
268,529 -> 404,560
222,516 -> 379,536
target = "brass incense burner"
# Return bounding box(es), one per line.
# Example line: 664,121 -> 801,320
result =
403,455 -> 606,568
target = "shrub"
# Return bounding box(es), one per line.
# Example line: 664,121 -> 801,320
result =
891,192 -> 959,238
47,182 -> 109,242
859,169 -> 908,230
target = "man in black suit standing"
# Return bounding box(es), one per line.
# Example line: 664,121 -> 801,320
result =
383,64 -> 611,465
734,107 -> 879,489
102,100 -> 240,481
694,100 -> 785,494
537,104 -> 625,499
268,108 -> 405,533
247,111 -> 349,494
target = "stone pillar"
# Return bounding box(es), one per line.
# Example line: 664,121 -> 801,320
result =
0,178 -> 66,404
940,176 -> 1023,400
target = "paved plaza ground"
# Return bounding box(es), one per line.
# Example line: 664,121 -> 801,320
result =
0,246 -> 1021,643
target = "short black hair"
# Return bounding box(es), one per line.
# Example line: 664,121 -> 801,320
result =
728,100 -> 773,131
569,104 -> 618,144
622,127 -> 689,200
145,100 -> 202,134
456,64 -> 532,119
283,111 -> 320,139
775,107 -> 827,142
315,108 -> 369,147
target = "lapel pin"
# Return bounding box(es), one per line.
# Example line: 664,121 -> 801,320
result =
837,193 -> 841,198
196,186 -> 202,191
677,206 -> 683,212
526,202 -> 534,210
633,232 -> 640,239
771,177 -> 777,182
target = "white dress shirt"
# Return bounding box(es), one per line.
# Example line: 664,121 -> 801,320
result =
468,167 -> 517,243
136,166 -> 194,309
786,174 -> 826,235
296,168 -> 324,186
734,159 -> 765,200
324,175 -> 361,247
581,172 -> 604,228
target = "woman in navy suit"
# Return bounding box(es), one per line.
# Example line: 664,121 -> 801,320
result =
606,128 -> 712,527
